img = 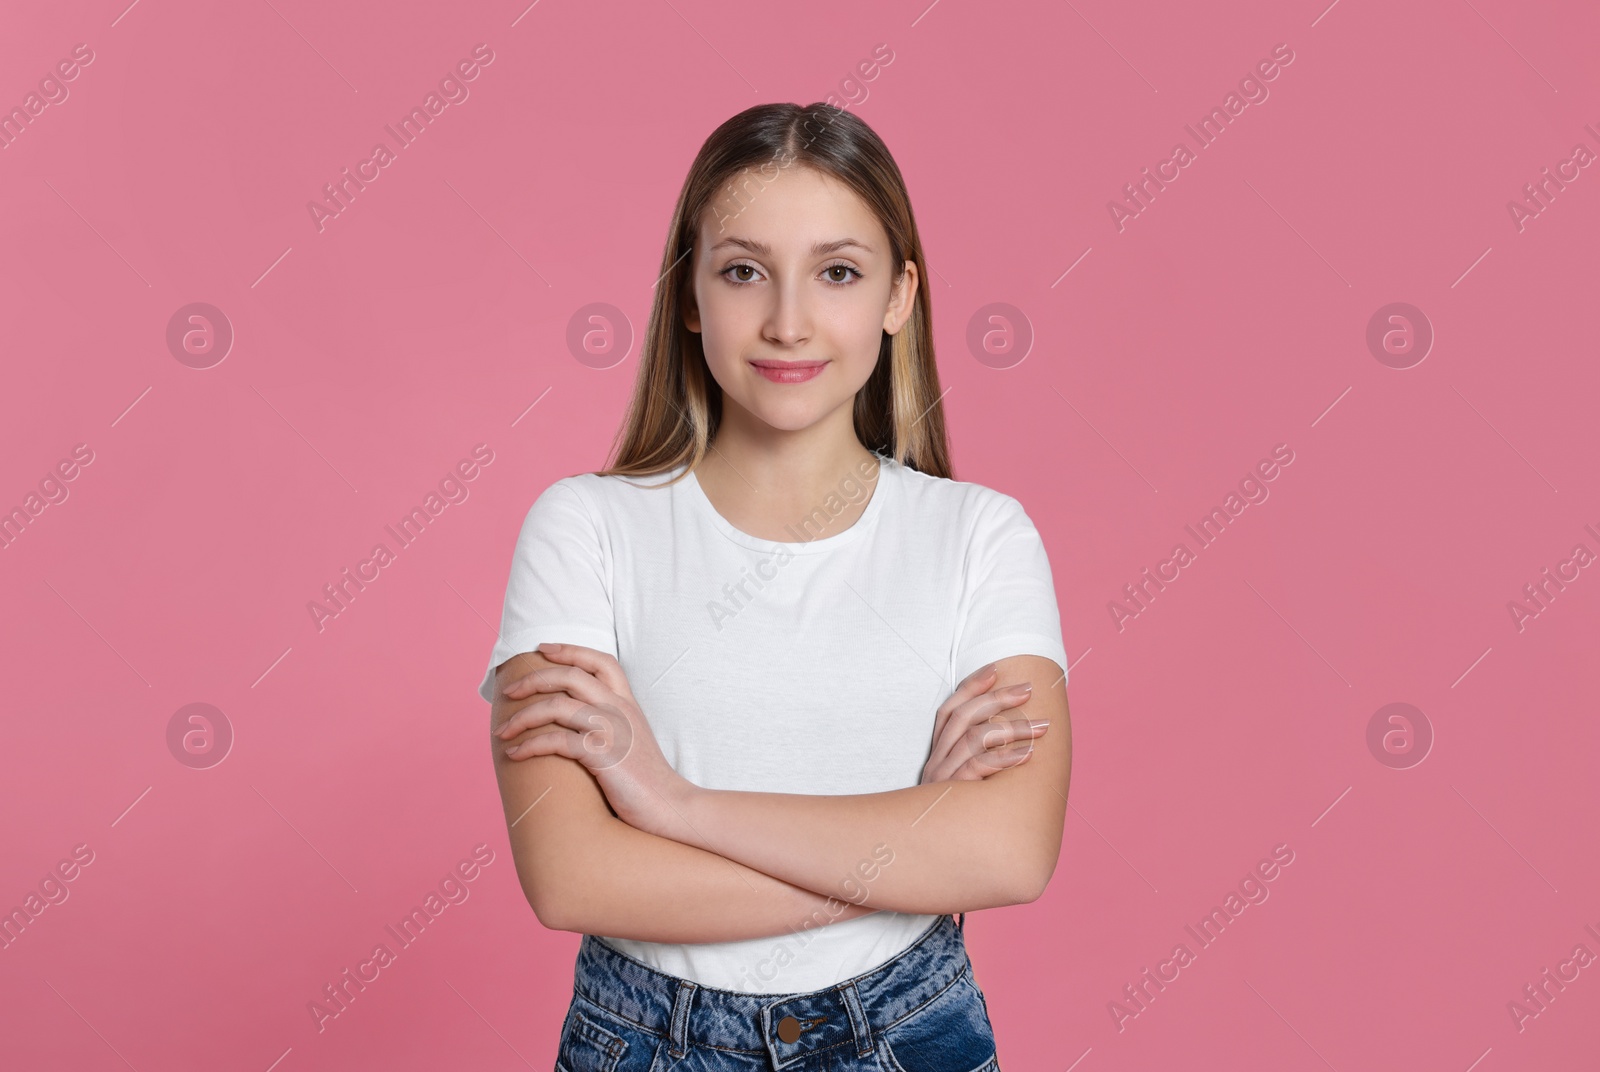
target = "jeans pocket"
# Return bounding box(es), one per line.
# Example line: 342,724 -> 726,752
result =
555,997 -> 640,1072
878,968 -> 998,1072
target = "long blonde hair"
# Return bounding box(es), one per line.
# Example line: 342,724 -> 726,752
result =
595,102 -> 954,482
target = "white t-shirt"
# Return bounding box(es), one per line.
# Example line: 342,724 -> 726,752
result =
479,450 -> 1069,994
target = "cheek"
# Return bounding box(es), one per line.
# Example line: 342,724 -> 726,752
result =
698,302 -> 751,372
826,302 -> 889,371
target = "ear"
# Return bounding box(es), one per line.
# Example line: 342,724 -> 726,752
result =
682,284 -> 702,334
883,260 -> 920,336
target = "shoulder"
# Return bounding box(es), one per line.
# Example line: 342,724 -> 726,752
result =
522,467 -> 684,527
890,460 -> 1037,537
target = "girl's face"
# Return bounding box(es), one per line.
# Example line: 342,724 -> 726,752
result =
684,164 -> 918,440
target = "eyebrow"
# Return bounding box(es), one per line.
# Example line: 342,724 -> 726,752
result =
708,237 -> 875,257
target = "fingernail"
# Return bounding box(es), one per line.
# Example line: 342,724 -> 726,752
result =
502,744 -> 517,756
1029,719 -> 1050,730
538,642 -> 560,651
1011,682 -> 1033,695
979,662 -> 997,677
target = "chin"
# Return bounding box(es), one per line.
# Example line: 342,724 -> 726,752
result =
733,396 -> 835,432
751,408 -> 830,433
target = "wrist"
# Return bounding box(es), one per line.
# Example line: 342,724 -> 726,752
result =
640,774 -> 704,851
657,776 -> 714,850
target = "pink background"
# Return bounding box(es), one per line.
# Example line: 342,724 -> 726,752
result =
3,0 -> 1597,1068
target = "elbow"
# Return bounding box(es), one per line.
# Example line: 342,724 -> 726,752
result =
1007,845 -> 1061,906
515,815 -> 619,934
525,880 -> 580,933
1011,864 -> 1050,905
1005,867 -> 1048,907
527,887 -> 566,932
515,848 -> 586,932
507,845 -> 565,928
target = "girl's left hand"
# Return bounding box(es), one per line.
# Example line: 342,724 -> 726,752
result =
494,643 -> 695,841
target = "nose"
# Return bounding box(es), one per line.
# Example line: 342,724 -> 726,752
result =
762,277 -> 812,347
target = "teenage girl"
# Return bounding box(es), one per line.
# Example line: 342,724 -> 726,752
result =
483,102 -> 1072,1072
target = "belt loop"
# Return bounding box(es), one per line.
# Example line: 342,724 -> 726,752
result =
838,981 -> 873,1058
956,911 -> 966,934
668,979 -> 697,1058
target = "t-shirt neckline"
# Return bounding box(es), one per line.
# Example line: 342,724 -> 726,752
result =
684,451 -> 897,555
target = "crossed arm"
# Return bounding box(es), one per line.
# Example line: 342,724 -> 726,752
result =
489,649 -> 1071,942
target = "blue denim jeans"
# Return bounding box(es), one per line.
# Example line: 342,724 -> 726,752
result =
555,912 -> 1000,1072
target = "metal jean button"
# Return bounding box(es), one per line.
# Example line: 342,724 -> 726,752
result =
776,1013 -> 825,1043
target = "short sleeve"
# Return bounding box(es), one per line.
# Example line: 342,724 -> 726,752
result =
950,493 -> 1069,689
477,480 -> 617,703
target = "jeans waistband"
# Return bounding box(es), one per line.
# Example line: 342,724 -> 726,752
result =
571,912 -> 972,1062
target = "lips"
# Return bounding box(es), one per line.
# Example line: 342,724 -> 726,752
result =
749,359 -> 826,384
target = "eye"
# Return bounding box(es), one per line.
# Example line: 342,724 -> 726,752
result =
716,261 -> 865,287
822,262 -> 864,286
719,263 -> 762,285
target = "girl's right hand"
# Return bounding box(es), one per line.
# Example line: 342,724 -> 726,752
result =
919,663 -> 1048,784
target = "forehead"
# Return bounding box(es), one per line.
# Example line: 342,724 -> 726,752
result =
700,164 -> 883,253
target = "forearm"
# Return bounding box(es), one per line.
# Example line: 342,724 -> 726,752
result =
498,648 -> 1055,927
670,780 -> 1039,916
543,813 -> 879,943
653,655 -> 1071,914
493,655 -> 875,944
